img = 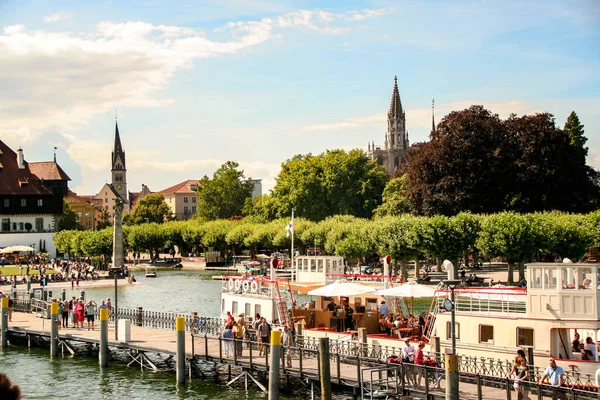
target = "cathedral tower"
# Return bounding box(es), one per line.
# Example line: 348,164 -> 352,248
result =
367,76 -> 410,175
111,121 -> 127,202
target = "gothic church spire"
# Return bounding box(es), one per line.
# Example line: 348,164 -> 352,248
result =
112,121 -> 126,170
388,76 -> 403,119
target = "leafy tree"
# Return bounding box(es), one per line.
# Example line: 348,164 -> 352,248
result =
127,223 -> 168,262
80,228 -> 113,268
375,215 -> 421,279
58,200 -> 80,231
374,175 -> 410,217
242,194 -> 279,220
269,149 -> 387,221
53,230 -> 77,256
196,161 -> 255,220
532,212 -> 593,261
564,111 -> 587,154
123,193 -> 173,225
96,207 -> 111,229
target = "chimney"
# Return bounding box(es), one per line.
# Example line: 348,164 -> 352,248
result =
17,147 -> 25,169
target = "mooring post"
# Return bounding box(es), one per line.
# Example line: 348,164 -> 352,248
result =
26,276 -> 31,292
176,316 -> 186,385
445,353 -> 459,400
1,297 -> 8,348
99,307 -> 109,367
61,289 -> 66,301
319,337 -> 332,400
50,301 -> 59,358
268,329 -> 282,400
136,307 -> 143,327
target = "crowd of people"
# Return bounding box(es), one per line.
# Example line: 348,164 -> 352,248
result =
50,296 -> 112,331
378,300 -> 427,338
0,256 -> 99,289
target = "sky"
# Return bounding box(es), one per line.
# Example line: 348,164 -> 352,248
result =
0,0 -> 598,196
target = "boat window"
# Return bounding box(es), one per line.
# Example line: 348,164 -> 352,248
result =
232,301 -> 238,315
245,303 -> 251,317
545,268 -> 557,289
579,267 -> 592,290
562,267 -> 575,289
366,298 -> 378,311
517,327 -> 534,347
446,321 -> 460,340
597,267 -> 600,289
222,299 -> 225,312
532,268 -> 542,289
255,304 -> 261,317
479,325 -> 494,344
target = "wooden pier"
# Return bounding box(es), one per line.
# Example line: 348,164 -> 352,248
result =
4,310 -> 597,399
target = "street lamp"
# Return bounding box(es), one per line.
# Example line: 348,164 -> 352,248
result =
442,279 -> 462,400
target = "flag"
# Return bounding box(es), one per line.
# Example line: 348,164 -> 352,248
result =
286,216 -> 294,238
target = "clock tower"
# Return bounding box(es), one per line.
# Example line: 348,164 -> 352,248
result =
111,121 -> 127,202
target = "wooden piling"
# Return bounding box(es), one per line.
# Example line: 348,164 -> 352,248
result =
319,337 -> 332,400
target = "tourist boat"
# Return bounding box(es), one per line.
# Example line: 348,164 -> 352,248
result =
423,262 -> 600,380
145,268 -> 157,278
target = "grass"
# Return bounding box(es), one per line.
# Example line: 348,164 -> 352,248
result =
0,266 -> 59,276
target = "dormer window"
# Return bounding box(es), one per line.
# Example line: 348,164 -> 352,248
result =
190,184 -> 197,191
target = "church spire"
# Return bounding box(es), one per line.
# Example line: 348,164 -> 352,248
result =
388,76 -> 403,119
112,119 -> 126,170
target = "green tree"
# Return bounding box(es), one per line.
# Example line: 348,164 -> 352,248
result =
96,207 -> 111,229
270,149 -> 387,221
127,223 -> 168,262
53,230 -> 77,256
374,175 -> 410,217
375,215 -> 421,279
123,193 -> 173,225
564,111 -> 587,154
196,161 -> 255,220
242,194 -> 279,220
58,200 -> 80,231
80,228 -> 113,268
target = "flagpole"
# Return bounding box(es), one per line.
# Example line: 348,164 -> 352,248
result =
290,208 -> 294,281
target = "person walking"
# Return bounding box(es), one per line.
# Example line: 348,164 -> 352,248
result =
258,318 -> 270,356
85,300 -> 97,330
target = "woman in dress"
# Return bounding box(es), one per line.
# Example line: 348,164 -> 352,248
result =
512,356 -> 530,400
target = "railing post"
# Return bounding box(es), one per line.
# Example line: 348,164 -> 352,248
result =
336,353 -> 341,384
506,377 -> 511,400
477,374 -> 482,399
219,336 -> 223,362
249,339 -> 253,369
299,347 -> 303,377
136,306 -> 143,327
358,327 -> 367,357
319,337 -> 332,400
1,297 -> 8,349
424,367 -> 430,397
204,335 -> 209,361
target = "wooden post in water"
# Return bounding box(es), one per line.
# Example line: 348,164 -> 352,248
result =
1,297 -> 8,348
176,316 -> 186,385
445,353 -> 459,400
99,308 -> 109,367
268,329 -> 281,400
319,337 -> 332,400
50,302 -> 59,358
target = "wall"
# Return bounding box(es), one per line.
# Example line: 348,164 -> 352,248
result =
0,213 -> 56,232
0,231 -> 57,257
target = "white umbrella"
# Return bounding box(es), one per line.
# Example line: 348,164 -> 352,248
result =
375,282 -> 438,298
308,280 -> 376,297
1,245 -> 34,253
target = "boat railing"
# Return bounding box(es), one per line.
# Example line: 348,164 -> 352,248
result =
434,288 -> 527,316
221,276 -> 275,298
326,273 -> 404,284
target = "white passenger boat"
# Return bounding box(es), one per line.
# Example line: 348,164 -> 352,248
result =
426,262 -> 600,380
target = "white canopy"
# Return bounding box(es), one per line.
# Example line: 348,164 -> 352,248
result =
308,280 -> 376,297
0,245 -> 34,254
375,282 -> 438,298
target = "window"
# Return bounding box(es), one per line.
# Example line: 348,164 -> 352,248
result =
190,184 -> 197,191
221,299 -> 225,312
191,206 -> 197,214
366,298 -> 378,311
19,222 -> 24,231
184,206 -> 189,214
12,222 -> 16,231
35,218 -> 43,231
184,196 -> 189,203
37,199 -> 43,207
517,327 -> 534,347
245,303 -> 251,317
479,325 -> 494,344
20,198 -> 26,207
255,305 -> 261,317
1,219 -> 9,231
446,321 -> 460,340
532,268 -> 542,289
192,196 -> 196,203
3,199 -> 8,207
105,198 -> 108,204
232,301 -> 238,315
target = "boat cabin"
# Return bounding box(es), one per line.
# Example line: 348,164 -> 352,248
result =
294,255 -> 345,283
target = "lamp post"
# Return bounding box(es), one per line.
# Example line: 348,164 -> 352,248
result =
442,279 -> 462,400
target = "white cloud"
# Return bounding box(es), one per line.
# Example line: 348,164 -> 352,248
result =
43,12 -> 72,23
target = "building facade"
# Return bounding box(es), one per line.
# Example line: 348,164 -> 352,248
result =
159,180 -> 200,220
65,190 -> 96,230
366,76 -> 410,176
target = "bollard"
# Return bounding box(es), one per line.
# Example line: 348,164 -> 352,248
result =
61,289 -> 66,301
99,308 -> 109,367
136,307 -> 143,327
50,302 -> 59,358
445,353 -> 459,400
176,316 -> 186,384
319,337 -> 332,400
268,330 -> 282,400
1,297 -> 8,348
80,290 -> 85,301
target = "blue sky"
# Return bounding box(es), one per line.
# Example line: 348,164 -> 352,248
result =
0,0 -> 598,195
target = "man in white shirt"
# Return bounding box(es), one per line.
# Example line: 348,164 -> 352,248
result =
402,338 -> 416,363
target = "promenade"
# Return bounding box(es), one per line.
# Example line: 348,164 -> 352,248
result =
4,310 -> 576,400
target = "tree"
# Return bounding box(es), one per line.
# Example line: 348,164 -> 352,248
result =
123,193 -> 173,225
374,215 -> 421,279
196,161 -> 255,220
374,175 -> 410,217
269,149 -> 387,221
58,200 -> 80,231
96,207 -> 111,229
402,106 -> 508,216
242,194 -> 279,221
564,111 -> 587,154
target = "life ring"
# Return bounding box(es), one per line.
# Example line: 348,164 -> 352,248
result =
228,279 -> 234,291
242,281 -> 250,292
235,280 -> 241,290
250,281 -> 258,293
